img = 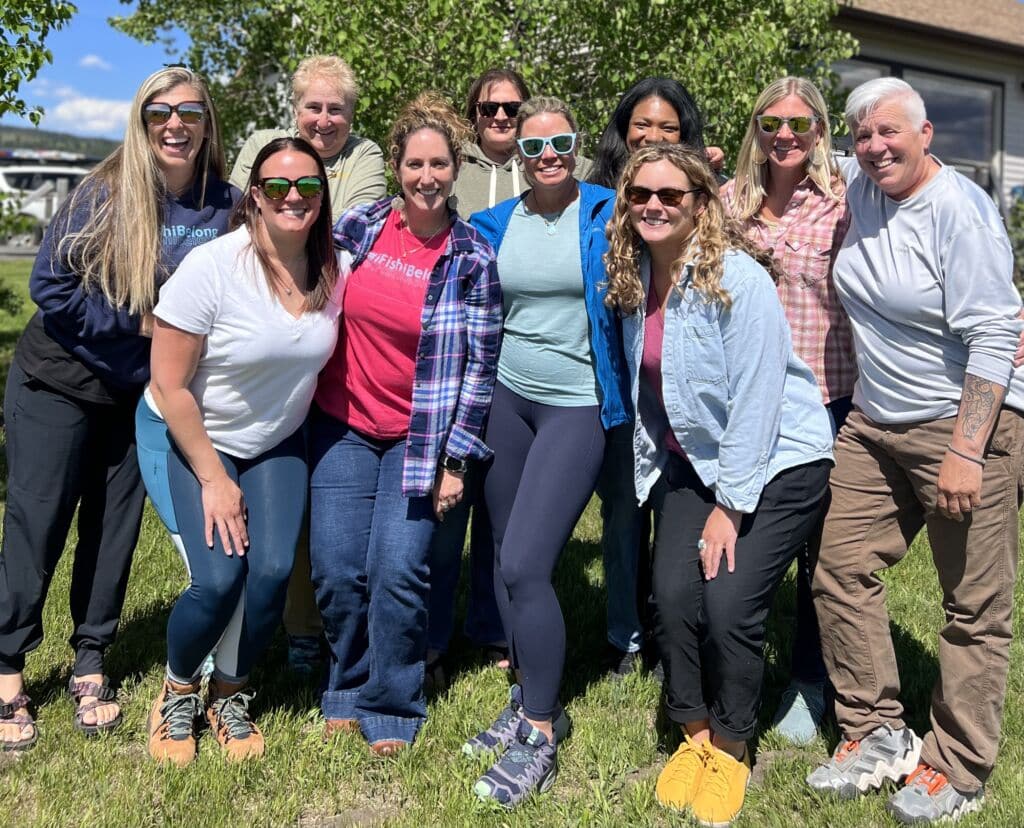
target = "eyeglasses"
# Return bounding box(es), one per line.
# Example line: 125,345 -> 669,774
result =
755,114 -> 819,135
516,133 -> 577,158
625,186 -> 702,207
257,176 -> 325,200
476,100 -> 522,118
142,101 -> 207,126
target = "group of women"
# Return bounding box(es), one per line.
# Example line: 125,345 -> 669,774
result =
0,54 -> 865,825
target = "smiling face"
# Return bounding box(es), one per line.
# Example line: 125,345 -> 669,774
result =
474,80 -> 523,162
517,112 -> 577,192
252,149 -> 323,238
396,127 -> 456,216
853,96 -> 935,200
756,92 -> 822,176
626,96 -> 682,152
145,83 -> 208,186
628,159 -> 705,253
295,77 -> 353,159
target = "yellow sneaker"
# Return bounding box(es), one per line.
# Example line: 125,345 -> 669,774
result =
655,735 -> 710,810
691,744 -> 751,826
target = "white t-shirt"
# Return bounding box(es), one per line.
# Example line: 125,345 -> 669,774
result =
148,225 -> 344,458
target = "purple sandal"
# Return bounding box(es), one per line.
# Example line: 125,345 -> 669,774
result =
68,676 -> 122,737
0,692 -> 38,752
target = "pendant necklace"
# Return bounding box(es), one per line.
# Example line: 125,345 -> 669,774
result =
400,214 -> 450,258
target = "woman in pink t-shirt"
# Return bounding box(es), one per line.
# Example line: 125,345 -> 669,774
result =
308,94 -> 502,754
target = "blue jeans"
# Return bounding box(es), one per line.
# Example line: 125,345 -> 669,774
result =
595,423 -> 647,654
426,463 -> 505,653
308,409 -> 437,745
165,428 -> 307,682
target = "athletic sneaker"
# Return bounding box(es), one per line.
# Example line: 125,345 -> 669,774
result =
656,735 -> 711,809
807,724 -> 922,799
473,719 -> 557,808
887,764 -> 984,824
461,684 -> 570,757
691,744 -> 752,827
772,680 -> 826,745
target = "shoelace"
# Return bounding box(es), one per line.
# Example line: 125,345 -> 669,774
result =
836,738 -> 861,762
701,749 -> 743,801
210,690 -> 257,742
906,764 -> 948,796
664,739 -> 707,782
159,692 -> 201,740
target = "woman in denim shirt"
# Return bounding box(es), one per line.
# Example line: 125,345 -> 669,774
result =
604,143 -> 833,826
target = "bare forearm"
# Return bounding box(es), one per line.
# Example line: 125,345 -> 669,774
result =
952,373 -> 1007,455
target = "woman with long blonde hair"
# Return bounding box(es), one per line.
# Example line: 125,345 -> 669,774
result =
721,76 -> 855,745
606,143 -> 833,825
0,66 -> 236,752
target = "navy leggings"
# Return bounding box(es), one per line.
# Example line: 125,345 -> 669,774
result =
484,382 -> 606,721
165,428 -> 307,683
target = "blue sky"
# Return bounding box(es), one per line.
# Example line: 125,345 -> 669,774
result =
2,1 -> 190,139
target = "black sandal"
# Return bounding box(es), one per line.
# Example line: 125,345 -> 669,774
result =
68,676 -> 122,737
0,692 -> 37,751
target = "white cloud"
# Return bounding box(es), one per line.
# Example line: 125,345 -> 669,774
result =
28,78 -> 77,100
79,54 -> 113,71
44,96 -> 132,137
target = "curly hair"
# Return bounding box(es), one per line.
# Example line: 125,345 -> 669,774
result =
389,91 -> 474,168
604,144 -> 779,314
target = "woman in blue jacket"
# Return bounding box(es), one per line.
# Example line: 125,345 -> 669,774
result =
465,96 -> 630,807
605,143 -> 833,826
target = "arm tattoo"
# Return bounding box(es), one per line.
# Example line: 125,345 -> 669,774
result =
960,375 -> 996,441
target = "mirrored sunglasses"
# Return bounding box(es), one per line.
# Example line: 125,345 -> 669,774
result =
142,101 -> 207,126
477,100 -> 522,118
516,132 -> 577,158
257,176 -> 325,200
755,114 -> 819,135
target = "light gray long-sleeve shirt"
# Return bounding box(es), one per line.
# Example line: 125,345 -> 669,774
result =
834,157 -> 1023,424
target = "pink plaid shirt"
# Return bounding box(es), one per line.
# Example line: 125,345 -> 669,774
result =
721,177 -> 856,404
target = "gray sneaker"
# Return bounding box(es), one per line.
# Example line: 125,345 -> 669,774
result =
462,684 -> 570,757
887,765 -> 983,824
807,724 -> 921,799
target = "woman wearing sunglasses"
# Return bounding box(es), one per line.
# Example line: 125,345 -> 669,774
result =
142,136 -> 342,765
606,143 -> 833,825
465,97 -> 630,807
0,67 -> 235,753
720,76 -> 854,745
230,54 -> 386,676
309,93 -> 501,755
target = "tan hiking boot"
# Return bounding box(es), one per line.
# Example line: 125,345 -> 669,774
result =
147,678 -> 202,766
206,678 -> 265,761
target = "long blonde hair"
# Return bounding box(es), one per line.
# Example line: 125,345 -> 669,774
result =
605,144 -> 777,314
55,67 -> 226,315
730,76 -> 843,221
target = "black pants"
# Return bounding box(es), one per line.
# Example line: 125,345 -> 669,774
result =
651,454 -> 830,741
0,361 -> 145,676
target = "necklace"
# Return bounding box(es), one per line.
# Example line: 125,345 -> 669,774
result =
527,193 -> 571,236
399,213 -> 450,258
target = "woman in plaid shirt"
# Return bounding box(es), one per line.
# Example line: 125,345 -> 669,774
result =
721,76 -> 855,745
308,93 -> 502,755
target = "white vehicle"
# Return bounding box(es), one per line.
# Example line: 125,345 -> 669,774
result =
0,164 -> 88,247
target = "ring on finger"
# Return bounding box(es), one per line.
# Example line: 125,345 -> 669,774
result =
697,539 -> 707,551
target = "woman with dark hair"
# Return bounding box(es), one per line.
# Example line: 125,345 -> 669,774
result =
143,136 -> 343,765
0,66 -> 235,752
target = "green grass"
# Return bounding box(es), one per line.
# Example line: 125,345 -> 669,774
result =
2,257 -> 1024,826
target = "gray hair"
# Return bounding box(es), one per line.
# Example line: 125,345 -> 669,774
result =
844,77 -> 927,133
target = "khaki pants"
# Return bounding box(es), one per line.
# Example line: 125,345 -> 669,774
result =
813,408 -> 1024,792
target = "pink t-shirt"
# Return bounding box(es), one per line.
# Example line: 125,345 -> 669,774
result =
641,285 -> 686,458
316,210 -> 448,439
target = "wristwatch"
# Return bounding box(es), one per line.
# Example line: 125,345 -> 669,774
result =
441,454 -> 469,474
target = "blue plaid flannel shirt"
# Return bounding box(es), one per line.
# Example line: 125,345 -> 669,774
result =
332,198 -> 502,497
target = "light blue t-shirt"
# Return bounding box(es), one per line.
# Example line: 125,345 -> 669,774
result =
496,197 -> 600,406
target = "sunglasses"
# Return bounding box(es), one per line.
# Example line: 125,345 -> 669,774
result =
755,114 -> 819,135
142,101 -> 207,126
476,100 -> 522,118
516,133 -> 577,158
257,176 -> 325,200
625,186 -> 702,207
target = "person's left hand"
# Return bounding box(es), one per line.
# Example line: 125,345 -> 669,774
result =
432,468 -> 465,520
699,505 -> 742,579
705,146 -> 726,172
936,449 -> 983,521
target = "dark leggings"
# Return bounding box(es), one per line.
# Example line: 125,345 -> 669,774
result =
484,382 -> 606,721
165,428 -> 307,682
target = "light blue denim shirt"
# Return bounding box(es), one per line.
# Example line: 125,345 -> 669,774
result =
625,249 -> 834,513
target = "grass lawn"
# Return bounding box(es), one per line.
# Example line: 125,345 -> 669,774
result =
2,257 -> 1024,826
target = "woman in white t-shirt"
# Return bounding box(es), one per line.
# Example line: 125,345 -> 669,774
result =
141,136 -> 343,766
